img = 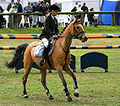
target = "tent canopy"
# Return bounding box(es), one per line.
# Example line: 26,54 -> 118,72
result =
97,0 -> 120,26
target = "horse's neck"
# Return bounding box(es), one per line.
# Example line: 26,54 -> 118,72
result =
59,23 -> 73,51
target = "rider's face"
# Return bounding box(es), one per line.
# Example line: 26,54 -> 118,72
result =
52,10 -> 58,16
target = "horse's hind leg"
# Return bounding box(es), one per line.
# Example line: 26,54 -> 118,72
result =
41,69 -> 54,100
64,65 -> 79,98
22,56 -> 33,98
22,68 -> 31,98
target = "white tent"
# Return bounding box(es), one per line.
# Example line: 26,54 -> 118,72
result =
51,0 -> 102,12
1,0 -> 102,11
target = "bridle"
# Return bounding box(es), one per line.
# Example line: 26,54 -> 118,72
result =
58,22 -> 85,39
72,22 -> 85,39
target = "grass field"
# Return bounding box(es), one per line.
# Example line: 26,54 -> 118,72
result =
0,26 -> 120,106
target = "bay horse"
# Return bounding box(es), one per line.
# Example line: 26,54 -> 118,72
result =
5,19 -> 88,102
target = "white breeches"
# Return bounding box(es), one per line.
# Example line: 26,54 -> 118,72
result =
42,38 -> 49,48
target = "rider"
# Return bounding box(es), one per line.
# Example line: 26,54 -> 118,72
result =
39,4 -> 61,66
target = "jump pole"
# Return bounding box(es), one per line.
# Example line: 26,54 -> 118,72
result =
88,35 -> 120,38
0,36 -> 38,39
0,34 -> 40,37
0,34 -> 120,37
70,46 -> 120,49
0,46 -> 18,50
0,35 -> 120,39
1,46 -> 120,50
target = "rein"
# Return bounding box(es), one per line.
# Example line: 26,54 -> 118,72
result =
57,39 -> 71,55
58,30 -> 85,39
52,22 -> 85,68
58,39 -> 71,68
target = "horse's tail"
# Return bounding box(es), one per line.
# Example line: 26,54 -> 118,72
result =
5,43 -> 29,69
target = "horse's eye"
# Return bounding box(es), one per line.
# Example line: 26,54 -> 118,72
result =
76,26 -> 79,29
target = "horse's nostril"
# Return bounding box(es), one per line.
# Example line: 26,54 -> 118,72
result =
81,36 -> 88,42
84,36 -> 88,41
86,36 -> 88,40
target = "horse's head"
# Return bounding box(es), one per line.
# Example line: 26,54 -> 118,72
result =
72,19 -> 88,42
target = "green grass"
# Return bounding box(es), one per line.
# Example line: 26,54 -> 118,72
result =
0,26 -> 120,106
0,25 -> 120,34
84,25 -> 120,34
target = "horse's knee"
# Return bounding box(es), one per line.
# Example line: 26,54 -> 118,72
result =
41,79 -> 44,85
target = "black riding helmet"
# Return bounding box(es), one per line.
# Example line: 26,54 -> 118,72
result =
49,4 -> 61,12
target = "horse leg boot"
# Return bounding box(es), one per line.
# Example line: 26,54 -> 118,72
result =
40,46 -> 48,66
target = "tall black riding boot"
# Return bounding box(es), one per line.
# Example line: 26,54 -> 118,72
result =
40,47 -> 48,66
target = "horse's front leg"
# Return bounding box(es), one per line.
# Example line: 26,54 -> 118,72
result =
40,69 -> 54,100
56,67 -> 72,102
64,65 -> 79,98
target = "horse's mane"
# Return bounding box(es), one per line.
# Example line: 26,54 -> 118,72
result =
60,21 -> 73,35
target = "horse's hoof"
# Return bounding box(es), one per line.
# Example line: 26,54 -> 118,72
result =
67,97 -> 73,102
49,95 -> 54,100
24,94 -> 29,98
74,92 -> 79,97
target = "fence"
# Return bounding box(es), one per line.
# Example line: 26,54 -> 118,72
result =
0,33 -> 120,72
0,34 -> 120,49
0,11 -> 120,28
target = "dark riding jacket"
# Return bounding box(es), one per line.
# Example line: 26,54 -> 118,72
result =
39,14 -> 59,40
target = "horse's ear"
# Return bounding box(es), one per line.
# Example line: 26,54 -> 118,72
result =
74,18 -> 78,24
74,18 -> 81,24
77,18 -> 81,23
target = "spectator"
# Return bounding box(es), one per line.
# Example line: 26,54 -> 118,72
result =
38,1 -> 46,27
32,2 -> 39,28
7,0 -> 15,12
76,3 -> 82,19
9,4 -> 19,13
45,2 -> 50,14
81,3 -> 88,12
0,5 -> 4,28
0,5 -> 3,12
15,0 -> 23,28
87,8 -> 97,27
71,5 -> 77,12
32,2 -> 39,12
7,0 -> 16,27
39,1 -> 46,13
71,5 -> 77,21
24,2 -> 33,28
8,4 -> 19,28
81,3 -> 88,25
77,3 -> 82,12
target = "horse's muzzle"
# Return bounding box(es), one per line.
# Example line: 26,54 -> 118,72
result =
80,36 -> 88,42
